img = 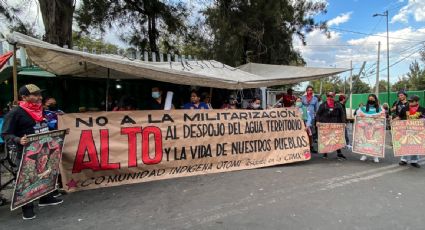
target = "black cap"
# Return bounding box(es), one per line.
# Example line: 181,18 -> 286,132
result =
19,84 -> 44,96
408,95 -> 420,102
398,90 -> 407,97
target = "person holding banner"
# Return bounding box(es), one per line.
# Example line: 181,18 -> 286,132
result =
1,84 -> 63,220
184,90 -> 210,110
316,92 -> 347,159
356,94 -> 386,163
395,95 -> 425,168
296,98 -> 316,153
391,91 -> 408,119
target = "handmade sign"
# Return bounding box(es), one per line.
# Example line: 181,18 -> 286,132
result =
391,119 -> 425,156
58,109 -> 311,192
11,130 -> 66,210
352,116 -> 386,158
317,123 -> 346,153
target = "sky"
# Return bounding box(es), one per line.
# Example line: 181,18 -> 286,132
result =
293,0 -> 425,88
1,0 -> 424,89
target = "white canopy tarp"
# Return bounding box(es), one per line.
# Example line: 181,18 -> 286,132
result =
238,62 -> 348,85
8,32 -> 348,89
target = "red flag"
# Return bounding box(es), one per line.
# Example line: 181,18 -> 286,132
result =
0,51 -> 14,70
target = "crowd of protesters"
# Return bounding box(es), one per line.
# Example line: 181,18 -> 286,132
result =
1,83 -> 424,220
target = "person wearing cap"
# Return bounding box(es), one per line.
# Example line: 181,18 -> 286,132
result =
316,92 -> 347,160
1,84 -> 63,220
395,95 -> 425,168
281,88 -> 296,107
356,94 -> 386,163
391,91 -> 408,119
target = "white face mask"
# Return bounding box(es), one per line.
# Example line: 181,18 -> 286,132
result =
152,92 -> 161,99
252,103 -> 260,109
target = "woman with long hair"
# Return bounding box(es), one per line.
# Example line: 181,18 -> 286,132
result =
356,94 -> 386,163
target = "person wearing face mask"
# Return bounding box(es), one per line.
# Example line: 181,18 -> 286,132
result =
356,94 -> 386,163
247,97 -> 263,110
302,86 -> 319,142
43,97 -> 64,130
316,92 -> 347,160
394,95 -> 425,168
1,84 -> 63,220
184,90 -> 210,110
147,87 -> 166,110
296,98 -> 316,153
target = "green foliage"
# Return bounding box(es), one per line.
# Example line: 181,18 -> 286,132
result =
202,0 -> 328,66
392,60 -> 425,91
72,32 -> 119,54
75,0 -> 189,53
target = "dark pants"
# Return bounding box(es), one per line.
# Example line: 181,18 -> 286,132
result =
345,126 -> 350,145
21,193 -> 55,213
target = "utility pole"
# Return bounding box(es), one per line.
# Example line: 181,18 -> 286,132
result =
373,10 -> 390,104
349,60 -> 353,117
375,41 -> 381,96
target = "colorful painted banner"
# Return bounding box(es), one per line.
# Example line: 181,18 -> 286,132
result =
11,130 -> 66,210
391,119 -> 425,156
352,116 -> 386,158
58,109 -> 311,192
317,123 -> 346,153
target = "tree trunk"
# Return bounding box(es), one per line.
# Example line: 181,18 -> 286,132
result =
148,14 -> 159,53
38,0 -> 75,47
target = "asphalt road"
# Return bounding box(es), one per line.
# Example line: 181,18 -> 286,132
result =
1,129 -> 425,230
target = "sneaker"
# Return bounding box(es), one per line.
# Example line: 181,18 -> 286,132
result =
411,163 -> 421,168
373,157 -> 379,163
22,208 -> 36,220
38,197 -> 63,207
337,153 -> 347,160
345,145 -> 352,150
322,153 -> 328,159
51,190 -> 62,198
360,155 -> 367,161
399,161 -> 408,166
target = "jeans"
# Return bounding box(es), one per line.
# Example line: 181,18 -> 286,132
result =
401,155 -> 419,163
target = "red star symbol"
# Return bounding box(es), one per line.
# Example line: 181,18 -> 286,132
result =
66,179 -> 79,190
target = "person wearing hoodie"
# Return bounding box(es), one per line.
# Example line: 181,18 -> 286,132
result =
356,94 -> 386,163
316,92 -> 347,160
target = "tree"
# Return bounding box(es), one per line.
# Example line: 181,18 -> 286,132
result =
1,0 -> 76,47
372,80 -> 388,93
75,0 -> 188,53
405,60 -> 425,90
203,0 -> 328,66
72,33 -> 119,54
309,76 -> 344,95
350,75 -> 371,94
392,77 -> 411,91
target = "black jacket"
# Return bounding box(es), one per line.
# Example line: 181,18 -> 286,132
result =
1,106 -> 48,154
316,102 -> 346,123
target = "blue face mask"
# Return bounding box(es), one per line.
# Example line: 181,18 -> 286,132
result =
152,92 -> 161,99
